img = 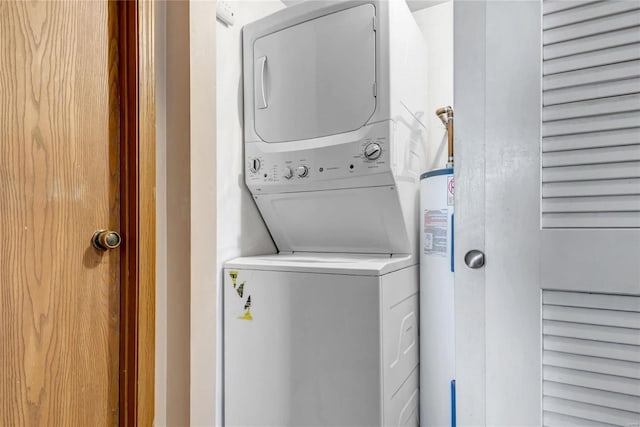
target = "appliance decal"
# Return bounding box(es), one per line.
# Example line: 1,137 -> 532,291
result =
423,209 -> 448,257
229,270 -> 253,320
447,176 -> 454,206
236,281 -> 245,298
241,296 -> 253,321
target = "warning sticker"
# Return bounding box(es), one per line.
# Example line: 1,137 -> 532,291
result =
424,209 -> 448,257
236,281 -> 245,298
229,270 -> 253,321
447,176 -> 454,206
229,271 -> 238,287
240,295 -> 253,321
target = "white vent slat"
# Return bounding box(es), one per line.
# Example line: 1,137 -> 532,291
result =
543,366 -> 640,396
542,94 -> 640,121
544,9 -> 640,45
543,212 -> 640,228
544,351 -> 640,379
543,290 -> 640,311
545,26 -> 640,60
544,381 -> 640,413
542,0 -> 601,15
543,195 -> 640,213
542,112 -> 640,137
542,162 -> 640,183
543,410 -> 619,427
543,396 -> 640,426
542,290 -> 640,424
542,178 -> 640,198
543,304 -> 640,329
543,60 -> 640,91
544,78 -> 640,106
544,335 -> 640,362
543,1 -> 600,16
542,144 -> 640,166
544,43 -> 640,75
543,1 -> 640,30
542,128 -> 640,152
544,320 -> 640,345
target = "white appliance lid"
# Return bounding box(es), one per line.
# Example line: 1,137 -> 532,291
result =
224,253 -> 414,276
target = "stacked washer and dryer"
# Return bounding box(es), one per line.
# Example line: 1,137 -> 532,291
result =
224,1 -> 428,425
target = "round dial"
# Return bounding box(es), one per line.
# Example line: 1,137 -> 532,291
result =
249,158 -> 261,173
296,165 -> 309,178
364,143 -> 382,160
282,167 -> 293,179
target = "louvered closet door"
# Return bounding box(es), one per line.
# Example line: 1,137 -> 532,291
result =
541,0 -> 640,294
453,1 -> 640,426
542,291 -> 640,426
542,0 -> 640,229
540,2 -> 640,423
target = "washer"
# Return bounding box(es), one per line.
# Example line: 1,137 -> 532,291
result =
224,254 -> 419,426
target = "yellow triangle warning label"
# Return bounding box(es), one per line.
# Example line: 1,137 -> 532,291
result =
229,271 -> 238,287
236,281 -> 245,298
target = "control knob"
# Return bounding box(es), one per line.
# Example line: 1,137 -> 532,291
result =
296,165 -> 309,178
364,143 -> 382,160
282,167 -> 293,179
249,158 -> 261,173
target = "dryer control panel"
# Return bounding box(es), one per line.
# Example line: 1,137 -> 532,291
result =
245,122 -> 394,194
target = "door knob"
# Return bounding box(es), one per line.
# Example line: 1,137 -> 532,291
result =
464,250 -> 485,269
92,229 -> 122,251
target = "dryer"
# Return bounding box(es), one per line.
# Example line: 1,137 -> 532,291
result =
224,1 -> 428,425
242,0 -> 428,258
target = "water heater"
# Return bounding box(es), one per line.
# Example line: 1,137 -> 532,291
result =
420,167 -> 455,427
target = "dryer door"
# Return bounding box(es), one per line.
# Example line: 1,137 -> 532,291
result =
253,4 -> 377,143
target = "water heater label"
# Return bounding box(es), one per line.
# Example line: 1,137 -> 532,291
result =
447,176 -> 454,206
424,209 -> 448,256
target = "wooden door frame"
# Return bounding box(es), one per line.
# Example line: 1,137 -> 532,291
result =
117,1 -> 155,425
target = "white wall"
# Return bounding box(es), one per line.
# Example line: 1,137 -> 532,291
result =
413,1 -> 453,172
156,1 -> 219,425
157,1 -> 193,425
215,1 -> 284,422
190,1 -> 218,425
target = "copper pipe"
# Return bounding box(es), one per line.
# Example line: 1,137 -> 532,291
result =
436,106 -> 454,167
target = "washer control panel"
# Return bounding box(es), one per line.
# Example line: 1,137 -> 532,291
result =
245,129 -> 390,190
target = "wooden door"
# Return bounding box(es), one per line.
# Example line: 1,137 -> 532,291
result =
454,1 -> 640,425
0,1 -> 120,425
